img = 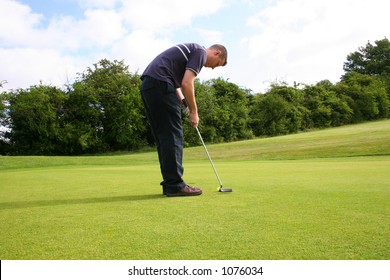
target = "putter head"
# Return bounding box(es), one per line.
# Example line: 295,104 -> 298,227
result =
219,187 -> 233,192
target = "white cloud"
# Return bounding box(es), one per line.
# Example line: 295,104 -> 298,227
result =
0,0 -> 43,47
0,0 -> 228,91
0,0 -> 125,50
46,9 -> 126,50
120,0 -> 225,33
110,30 -> 173,73
2,0 -> 388,94
0,48 -> 80,90
195,28 -> 224,45
0,0 -> 127,90
76,0 -> 120,9
239,0 -> 390,91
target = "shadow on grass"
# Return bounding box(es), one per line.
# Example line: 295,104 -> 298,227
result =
0,194 -> 163,210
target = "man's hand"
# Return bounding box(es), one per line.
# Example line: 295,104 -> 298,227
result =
181,99 -> 198,128
189,111 -> 199,128
177,70 -> 199,128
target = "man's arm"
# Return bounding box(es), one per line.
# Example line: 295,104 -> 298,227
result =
180,69 -> 199,128
176,87 -> 185,100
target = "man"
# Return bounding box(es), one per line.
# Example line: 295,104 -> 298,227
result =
140,43 -> 228,197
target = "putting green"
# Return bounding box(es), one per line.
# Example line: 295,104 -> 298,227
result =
1,120 -> 389,259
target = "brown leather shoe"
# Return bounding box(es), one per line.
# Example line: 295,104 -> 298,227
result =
166,185 -> 202,197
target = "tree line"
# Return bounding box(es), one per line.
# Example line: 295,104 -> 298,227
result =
1,38 -> 389,155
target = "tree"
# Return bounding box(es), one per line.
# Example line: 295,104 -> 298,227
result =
182,79 -> 218,146
69,59 -> 147,152
249,82 -> 311,137
344,38 -> 390,76
250,93 -> 291,136
7,85 -> 68,155
0,92 -> 11,154
0,93 -> 8,123
267,84 -> 310,132
303,81 -> 353,128
343,38 -> 390,94
182,78 -> 253,146
210,78 -> 253,141
62,82 -> 106,154
337,72 -> 389,122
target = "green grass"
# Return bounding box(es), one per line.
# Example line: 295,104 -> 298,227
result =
1,120 -> 390,259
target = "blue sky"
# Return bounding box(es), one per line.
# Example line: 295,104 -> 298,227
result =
1,0 -> 389,93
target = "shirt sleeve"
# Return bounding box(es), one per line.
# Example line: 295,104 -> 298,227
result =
186,48 -> 207,76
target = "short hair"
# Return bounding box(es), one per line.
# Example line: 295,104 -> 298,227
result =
209,44 -> 228,66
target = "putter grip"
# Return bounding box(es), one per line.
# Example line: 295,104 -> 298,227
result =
181,99 -> 190,116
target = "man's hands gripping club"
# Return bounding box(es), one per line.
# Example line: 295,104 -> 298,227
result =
176,69 -> 199,128
181,99 -> 190,117
176,87 -> 199,128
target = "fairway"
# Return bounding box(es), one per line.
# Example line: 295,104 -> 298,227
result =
1,120 -> 390,259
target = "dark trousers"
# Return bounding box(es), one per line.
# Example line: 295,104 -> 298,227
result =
140,76 -> 186,192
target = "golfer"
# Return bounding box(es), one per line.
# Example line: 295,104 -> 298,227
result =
140,43 -> 228,197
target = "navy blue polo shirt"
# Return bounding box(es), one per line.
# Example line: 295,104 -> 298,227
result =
142,43 -> 207,88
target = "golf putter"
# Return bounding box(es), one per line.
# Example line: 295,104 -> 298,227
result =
180,98 -> 232,192
195,127 -> 233,193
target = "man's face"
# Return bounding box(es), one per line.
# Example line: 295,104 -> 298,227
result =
205,51 -> 226,69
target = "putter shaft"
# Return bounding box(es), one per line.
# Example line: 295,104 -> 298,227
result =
195,127 -> 224,188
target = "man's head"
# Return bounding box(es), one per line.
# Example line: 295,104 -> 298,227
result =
205,44 -> 228,69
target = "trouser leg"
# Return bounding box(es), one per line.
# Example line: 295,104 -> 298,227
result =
140,76 -> 186,192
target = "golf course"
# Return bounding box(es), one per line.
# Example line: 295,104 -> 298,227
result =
0,119 -> 389,260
